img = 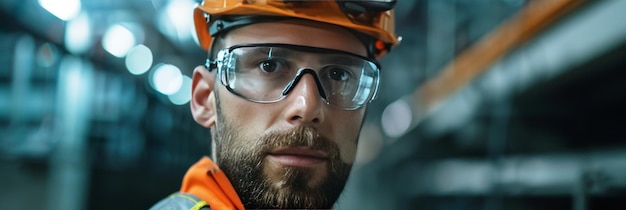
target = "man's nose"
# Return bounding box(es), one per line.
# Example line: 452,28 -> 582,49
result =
282,70 -> 326,126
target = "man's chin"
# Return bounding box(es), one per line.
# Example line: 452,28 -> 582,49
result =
260,169 -> 334,209
264,160 -> 327,190
233,159 -> 348,209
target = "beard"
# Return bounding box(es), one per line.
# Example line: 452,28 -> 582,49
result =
212,99 -> 353,209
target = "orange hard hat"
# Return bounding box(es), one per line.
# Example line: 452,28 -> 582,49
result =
193,0 -> 400,58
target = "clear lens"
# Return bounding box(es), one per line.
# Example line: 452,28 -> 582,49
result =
216,43 -> 380,110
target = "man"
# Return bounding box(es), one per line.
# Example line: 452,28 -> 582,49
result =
152,1 -> 399,209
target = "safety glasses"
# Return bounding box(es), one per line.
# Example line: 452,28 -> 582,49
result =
207,43 -> 381,110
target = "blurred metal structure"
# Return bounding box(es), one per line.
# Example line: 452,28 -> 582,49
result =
47,56 -> 93,210
341,0 -> 626,209
0,0 -> 209,209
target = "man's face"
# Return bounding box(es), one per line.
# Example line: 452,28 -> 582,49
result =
191,20 -> 369,209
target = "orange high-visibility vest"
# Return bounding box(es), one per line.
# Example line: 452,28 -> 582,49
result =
179,157 -> 245,210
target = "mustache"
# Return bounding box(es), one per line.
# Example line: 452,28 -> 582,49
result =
260,126 -> 337,154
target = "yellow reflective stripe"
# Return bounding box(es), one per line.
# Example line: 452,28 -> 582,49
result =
191,200 -> 209,210
172,193 -> 209,210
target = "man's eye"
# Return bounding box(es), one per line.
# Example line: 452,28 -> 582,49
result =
328,67 -> 352,81
259,60 -> 280,73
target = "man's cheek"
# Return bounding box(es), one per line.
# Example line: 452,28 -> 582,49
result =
338,141 -> 357,164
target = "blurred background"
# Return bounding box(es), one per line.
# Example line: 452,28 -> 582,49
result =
0,0 -> 625,209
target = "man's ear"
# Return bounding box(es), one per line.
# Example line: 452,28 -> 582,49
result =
190,65 -> 217,128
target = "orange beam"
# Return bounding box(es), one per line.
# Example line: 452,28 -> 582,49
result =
407,0 -> 586,125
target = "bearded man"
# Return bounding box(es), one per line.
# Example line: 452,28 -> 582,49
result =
151,1 -> 399,209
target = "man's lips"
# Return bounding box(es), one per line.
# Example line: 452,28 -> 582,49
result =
267,147 -> 328,167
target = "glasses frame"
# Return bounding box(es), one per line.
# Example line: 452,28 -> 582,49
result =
206,43 -> 382,110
